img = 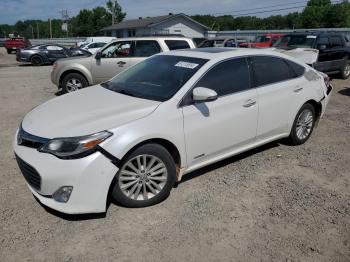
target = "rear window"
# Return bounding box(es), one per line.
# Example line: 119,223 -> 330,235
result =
165,40 -> 190,50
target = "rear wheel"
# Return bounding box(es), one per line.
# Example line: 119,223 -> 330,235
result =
340,61 -> 350,79
288,103 -> 316,145
111,144 -> 176,208
61,73 -> 88,93
31,55 -> 43,66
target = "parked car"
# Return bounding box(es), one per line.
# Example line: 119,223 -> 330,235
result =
81,42 -> 107,54
16,44 -> 90,66
274,32 -> 350,79
239,33 -> 284,48
4,37 -> 31,53
198,37 -> 237,48
51,36 -> 196,93
77,36 -> 116,47
15,48 -> 332,214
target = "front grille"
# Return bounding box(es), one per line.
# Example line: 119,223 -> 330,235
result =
15,154 -> 41,191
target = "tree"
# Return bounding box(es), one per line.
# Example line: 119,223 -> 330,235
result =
301,0 -> 331,28
106,0 -> 126,25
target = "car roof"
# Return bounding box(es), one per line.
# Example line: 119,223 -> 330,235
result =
159,47 -> 292,61
110,36 -> 193,42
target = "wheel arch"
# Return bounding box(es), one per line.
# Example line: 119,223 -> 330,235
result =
118,138 -> 182,179
59,69 -> 92,87
305,99 -> 322,122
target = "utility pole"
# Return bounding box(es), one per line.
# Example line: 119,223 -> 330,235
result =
36,23 -> 39,39
60,10 -> 69,37
49,19 -> 52,38
29,25 -> 34,39
111,1 -> 115,25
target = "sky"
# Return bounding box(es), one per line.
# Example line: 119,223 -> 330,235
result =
0,0 -> 307,25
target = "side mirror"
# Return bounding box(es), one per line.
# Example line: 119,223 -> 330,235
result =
192,87 -> 218,103
95,51 -> 102,60
318,44 -> 327,50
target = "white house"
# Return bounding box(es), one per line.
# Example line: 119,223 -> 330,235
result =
101,13 -> 209,38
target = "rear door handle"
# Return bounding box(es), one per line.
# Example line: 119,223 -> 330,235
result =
294,87 -> 303,93
243,99 -> 256,108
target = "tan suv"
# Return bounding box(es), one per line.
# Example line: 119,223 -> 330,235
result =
51,37 -> 196,93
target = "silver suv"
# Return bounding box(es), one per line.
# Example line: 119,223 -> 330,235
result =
51,37 -> 196,93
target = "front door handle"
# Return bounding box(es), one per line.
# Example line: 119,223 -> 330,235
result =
294,87 -> 303,93
117,61 -> 126,66
243,99 -> 256,108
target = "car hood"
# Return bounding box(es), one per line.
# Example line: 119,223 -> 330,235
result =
22,85 -> 161,138
271,47 -> 319,64
57,55 -> 92,64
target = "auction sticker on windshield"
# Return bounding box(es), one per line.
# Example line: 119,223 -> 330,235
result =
307,35 -> 317,39
175,61 -> 199,69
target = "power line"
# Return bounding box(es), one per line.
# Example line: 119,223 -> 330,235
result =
211,1 -> 308,15
210,0 -> 343,16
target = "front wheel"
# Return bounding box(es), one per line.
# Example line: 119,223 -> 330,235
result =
31,55 -> 43,66
340,62 -> 350,79
61,73 -> 88,93
288,103 -> 316,145
111,144 -> 176,208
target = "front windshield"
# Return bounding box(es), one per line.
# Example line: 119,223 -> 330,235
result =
275,35 -> 316,49
102,55 -> 208,102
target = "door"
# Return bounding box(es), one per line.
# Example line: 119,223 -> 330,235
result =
182,58 -> 258,168
251,56 -> 304,139
92,41 -> 136,83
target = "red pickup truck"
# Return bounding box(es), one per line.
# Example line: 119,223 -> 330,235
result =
239,33 -> 284,48
4,38 -> 31,54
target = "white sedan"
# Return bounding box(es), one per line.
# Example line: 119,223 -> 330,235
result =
81,42 -> 107,54
14,48 -> 332,214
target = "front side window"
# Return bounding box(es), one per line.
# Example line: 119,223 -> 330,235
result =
165,40 -> 190,50
195,58 -> 250,96
101,41 -> 133,58
133,40 -> 161,57
102,55 -> 208,102
317,37 -> 330,48
252,56 -> 294,87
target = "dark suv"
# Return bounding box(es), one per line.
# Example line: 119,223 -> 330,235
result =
275,32 -> 350,79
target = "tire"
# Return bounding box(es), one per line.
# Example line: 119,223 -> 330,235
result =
340,61 -> 350,79
61,73 -> 88,93
288,103 -> 316,145
111,143 -> 176,208
6,49 -> 11,54
31,55 -> 43,66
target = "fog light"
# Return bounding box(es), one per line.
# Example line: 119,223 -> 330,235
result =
52,186 -> 73,203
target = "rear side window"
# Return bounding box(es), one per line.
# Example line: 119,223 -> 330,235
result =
286,60 -> 305,78
329,36 -> 343,48
133,40 -> 161,57
195,58 -> 250,96
165,40 -> 190,50
252,56 -> 294,87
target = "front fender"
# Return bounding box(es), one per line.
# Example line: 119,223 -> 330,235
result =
57,64 -> 93,85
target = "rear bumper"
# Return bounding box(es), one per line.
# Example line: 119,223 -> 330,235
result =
320,84 -> 333,117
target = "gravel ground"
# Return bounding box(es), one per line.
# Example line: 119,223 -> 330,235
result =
0,47 -> 349,262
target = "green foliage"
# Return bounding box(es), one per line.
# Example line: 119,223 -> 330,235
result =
0,1 -> 125,38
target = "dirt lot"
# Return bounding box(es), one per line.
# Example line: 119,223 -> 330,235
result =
0,47 -> 349,262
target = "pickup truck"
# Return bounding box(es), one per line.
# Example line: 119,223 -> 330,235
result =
238,33 -> 284,48
275,32 -> 350,79
4,38 -> 31,54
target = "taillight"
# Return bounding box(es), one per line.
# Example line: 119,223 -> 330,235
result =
323,74 -> 330,88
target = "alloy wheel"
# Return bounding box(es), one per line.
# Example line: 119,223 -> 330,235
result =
296,109 -> 314,140
118,154 -> 168,201
66,78 -> 82,92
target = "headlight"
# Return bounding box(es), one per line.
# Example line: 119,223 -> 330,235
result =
39,131 -> 112,159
